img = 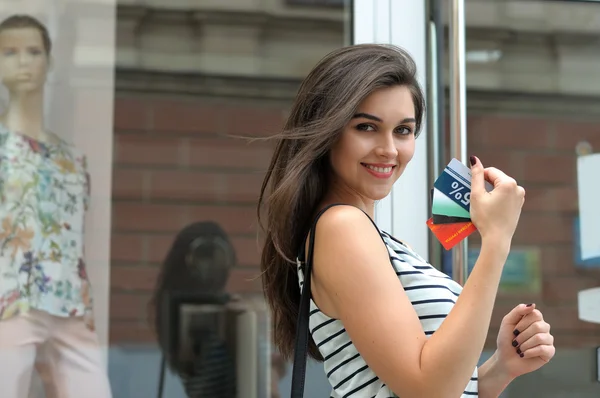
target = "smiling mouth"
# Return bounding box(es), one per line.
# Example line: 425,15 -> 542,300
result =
361,163 -> 395,173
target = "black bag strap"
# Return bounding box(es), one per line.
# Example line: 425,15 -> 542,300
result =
290,203 -> 344,398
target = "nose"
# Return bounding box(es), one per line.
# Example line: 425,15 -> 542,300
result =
375,131 -> 398,159
18,52 -> 29,66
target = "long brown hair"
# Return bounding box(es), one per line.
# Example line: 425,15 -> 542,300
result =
257,44 -> 426,361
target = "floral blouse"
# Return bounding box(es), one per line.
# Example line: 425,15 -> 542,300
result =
0,124 -> 94,328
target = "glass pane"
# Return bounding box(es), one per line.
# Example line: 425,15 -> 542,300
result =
0,2 -> 116,397
110,1 -> 351,398
452,0 -> 600,396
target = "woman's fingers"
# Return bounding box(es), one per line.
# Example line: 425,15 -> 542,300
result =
520,343 -> 556,363
513,309 -> 545,338
517,329 -> 554,353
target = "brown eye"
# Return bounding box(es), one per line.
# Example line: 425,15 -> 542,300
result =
356,124 -> 375,132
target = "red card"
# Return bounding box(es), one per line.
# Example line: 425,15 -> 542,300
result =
426,217 -> 477,250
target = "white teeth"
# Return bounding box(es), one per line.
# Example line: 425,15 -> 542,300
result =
365,165 -> 393,173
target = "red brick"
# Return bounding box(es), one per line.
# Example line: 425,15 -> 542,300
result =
112,203 -> 189,233
187,137 -> 274,170
553,333 -> 600,349
522,187 -> 553,213
145,235 -> 178,265
114,97 -> 152,131
232,237 -> 262,267
555,186 -> 579,213
115,135 -> 183,166
468,115 -> 553,150
226,268 -> 263,294
112,169 -> 147,200
539,247 -> 600,279
148,171 -> 264,203
146,235 -> 260,267
469,149 -> 524,181
520,153 -> 576,184
514,214 -> 572,245
523,186 -> 577,213
188,205 -> 258,235
111,265 -> 158,291
111,233 -> 146,263
542,275 -> 600,305
542,305 -> 600,332
111,265 -> 262,295
110,292 -> 151,321
223,104 -> 288,136
540,245 -> 578,277
109,321 -> 156,344
112,203 -> 257,236
149,235 -> 193,265
554,120 -> 600,152
151,98 -> 224,134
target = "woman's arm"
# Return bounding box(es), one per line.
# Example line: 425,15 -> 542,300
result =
311,206 -> 510,398
477,352 -> 513,398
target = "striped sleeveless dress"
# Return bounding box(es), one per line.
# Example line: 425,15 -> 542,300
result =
297,230 -> 478,397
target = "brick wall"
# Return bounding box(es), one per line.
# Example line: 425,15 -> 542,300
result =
466,114 -> 600,348
109,92 -> 600,349
110,94 -> 289,343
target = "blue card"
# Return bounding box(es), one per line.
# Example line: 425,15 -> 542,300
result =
433,158 -> 492,214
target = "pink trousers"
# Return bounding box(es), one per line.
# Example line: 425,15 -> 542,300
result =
0,309 -> 112,398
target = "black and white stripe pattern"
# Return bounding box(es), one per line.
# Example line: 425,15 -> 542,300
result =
298,230 -> 478,397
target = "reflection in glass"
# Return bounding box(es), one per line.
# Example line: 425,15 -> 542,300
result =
111,1 -> 349,396
150,222 -> 236,397
151,221 -> 271,398
0,14 -> 111,398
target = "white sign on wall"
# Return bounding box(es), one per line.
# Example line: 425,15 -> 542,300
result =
577,153 -> 600,261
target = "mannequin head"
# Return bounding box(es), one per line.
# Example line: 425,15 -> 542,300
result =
0,15 -> 51,95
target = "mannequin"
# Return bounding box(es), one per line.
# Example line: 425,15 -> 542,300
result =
0,14 -> 112,398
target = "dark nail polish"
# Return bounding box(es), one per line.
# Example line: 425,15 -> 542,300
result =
513,329 -> 520,336
526,303 -> 533,307
519,352 -> 524,358
469,156 -> 476,166
512,340 -> 518,347
517,348 -> 522,355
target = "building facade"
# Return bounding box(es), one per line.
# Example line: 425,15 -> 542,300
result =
108,0 -> 600,397
4,0 -> 598,396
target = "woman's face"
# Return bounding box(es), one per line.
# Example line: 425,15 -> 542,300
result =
329,85 -> 417,203
0,27 -> 49,93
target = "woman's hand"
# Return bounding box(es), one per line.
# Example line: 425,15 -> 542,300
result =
495,303 -> 555,379
469,156 -> 525,244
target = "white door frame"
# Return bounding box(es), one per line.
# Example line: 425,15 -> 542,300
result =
353,0 -> 430,260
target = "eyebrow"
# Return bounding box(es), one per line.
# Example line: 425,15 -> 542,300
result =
352,112 -> 416,124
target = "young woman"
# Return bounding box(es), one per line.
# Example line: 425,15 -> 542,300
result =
258,44 -> 555,397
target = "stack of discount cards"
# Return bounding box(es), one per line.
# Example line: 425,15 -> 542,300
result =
427,158 -> 492,250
